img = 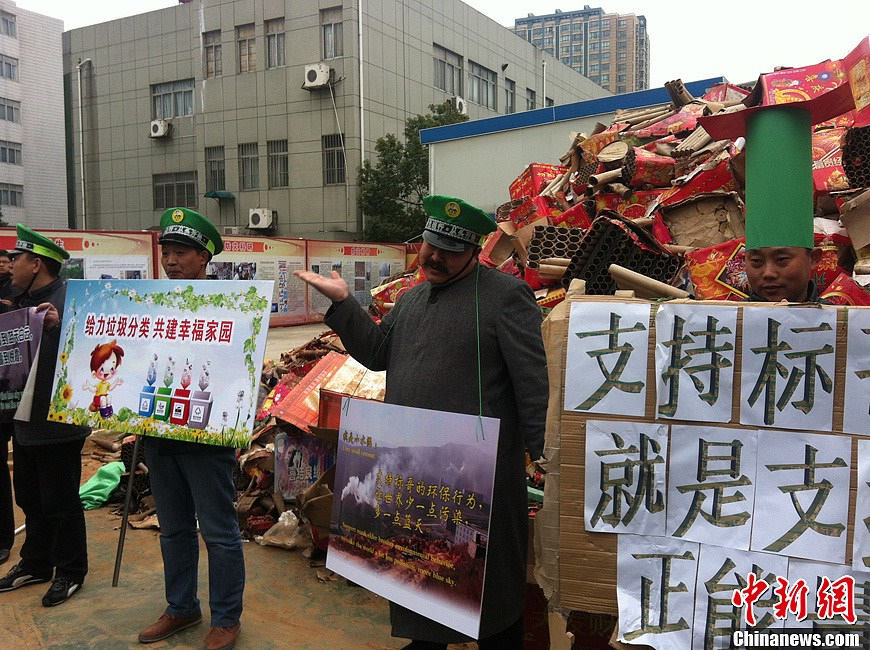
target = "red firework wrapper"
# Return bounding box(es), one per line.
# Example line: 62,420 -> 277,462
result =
628,147 -> 675,187
844,36 -> 870,126
630,103 -> 706,139
551,201 -> 592,229
639,134 -> 680,153
702,83 -> 751,103
685,238 -> 748,301
820,271 -> 870,305
508,195 -> 563,229
370,267 -> 425,315
579,128 -> 622,157
757,59 -> 855,129
509,163 -> 566,200
812,127 -> 850,196
595,190 -> 664,221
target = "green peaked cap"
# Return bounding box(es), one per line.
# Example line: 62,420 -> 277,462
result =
422,195 -> 497,252
14,224 -> 70,263
159,207 -> 223,256
699,83 -> 855,250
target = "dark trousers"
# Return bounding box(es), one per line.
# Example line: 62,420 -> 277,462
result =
403,616 -> 524,650
12,437 -> 88,582
0,426 -> 13,549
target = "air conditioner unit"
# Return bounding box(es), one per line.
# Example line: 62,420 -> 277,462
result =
149,119 -> 171,138
248,208 -> 275,229
303,63 -> 332,90
222,226 -> 243,235
449,95 -> 467,115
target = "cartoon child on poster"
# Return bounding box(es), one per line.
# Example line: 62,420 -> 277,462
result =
83,340 -> 125,417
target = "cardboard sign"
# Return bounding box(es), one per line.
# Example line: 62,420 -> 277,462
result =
47,280 -> 272,448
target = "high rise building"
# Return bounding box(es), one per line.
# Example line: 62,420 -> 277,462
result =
0,0 -> 67,229
513,6 -> 649,95
62,0 -> 609,239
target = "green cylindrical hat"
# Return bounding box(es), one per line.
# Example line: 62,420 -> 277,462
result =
421,195 -> 497,252
158,207 -> 223,256
14,224 -> 70,263
699,82 -> 855,250
744,108 -> 813,249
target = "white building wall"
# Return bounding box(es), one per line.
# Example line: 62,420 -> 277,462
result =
0,0 -> 66,229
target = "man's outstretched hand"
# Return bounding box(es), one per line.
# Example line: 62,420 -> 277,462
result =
293,270 -> 350,303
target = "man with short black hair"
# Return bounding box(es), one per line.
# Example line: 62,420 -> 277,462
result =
138,207 -> 244,650
0,225 -> 89,607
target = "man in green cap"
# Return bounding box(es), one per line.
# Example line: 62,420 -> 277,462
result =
699,83 -> 855,303
137,208 -> 244,650
0,225 -> 90,607
295,195 -> 548,649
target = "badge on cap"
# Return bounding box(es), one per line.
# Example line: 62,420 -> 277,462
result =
445,202 -> 461,219
171,209 -> 185,223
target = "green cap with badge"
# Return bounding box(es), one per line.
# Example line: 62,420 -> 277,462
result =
13,224 -> 70,263
158,207 -> 223,256
422,195 -> 497,252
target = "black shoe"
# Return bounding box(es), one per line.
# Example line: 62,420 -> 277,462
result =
0,549 -> 9,565
41,576 -> 82,607
0,564 -> 50,591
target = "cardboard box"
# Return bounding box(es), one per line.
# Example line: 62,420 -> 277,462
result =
594,190 -> 664,221
508,195 -> 563,228
840,189 -> 870,250
659,194 -> 745,248
509,163 -> 566,200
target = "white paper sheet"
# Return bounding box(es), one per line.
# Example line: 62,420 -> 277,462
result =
844,309 -> 870,435
693,544 -> 788,649
655,304 -> 738,422
751,430 -> 851,563
584,420 -> 668,536
617,535 -> 699,650
565,301 -> 651,417
740,307 -> 837,431
853,439 -> 870,572
667,425 -> 757,550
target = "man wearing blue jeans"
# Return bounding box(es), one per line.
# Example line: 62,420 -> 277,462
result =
137,208 -> 243,650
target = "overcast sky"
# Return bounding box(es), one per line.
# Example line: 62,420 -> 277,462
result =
15,0 -> 870,87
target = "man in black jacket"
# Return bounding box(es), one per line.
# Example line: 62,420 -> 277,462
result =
0,225 -> 89,606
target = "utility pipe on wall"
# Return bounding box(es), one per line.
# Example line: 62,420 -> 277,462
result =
358,0 -> 366,234
76,58 -> 92,229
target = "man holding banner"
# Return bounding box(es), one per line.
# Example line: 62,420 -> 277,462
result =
296,195 -> 548,649
0,226 -> 90,607
137,208 -> 244,650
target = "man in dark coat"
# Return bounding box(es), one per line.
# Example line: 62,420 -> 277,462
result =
0,248 -> 16,564
0,225 -> 90,606
296,195 -> 548,649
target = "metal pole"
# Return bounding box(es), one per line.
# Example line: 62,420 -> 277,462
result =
76,58 -> 92,230
542,59 -> 547,108
358,0 -> 365,234
112,435 -> 141,587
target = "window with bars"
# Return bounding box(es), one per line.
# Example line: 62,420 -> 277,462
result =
0,183 -> 22,207
0,11 -> 15,37
153,172 -> 197,210
0,140 -> 21,165
322,134 -> 345,185
321,7 -> 343,59
0,55 -> 18,81
467,61 -> 496,110
0,96 -> 20,123
267,139 -> 288,188
545,97 -> 554,107
266,18 -> 285,68
205,146 -> 225,192
151,79 -> 194,119
238,143 -> 259,190
504,78 -> 515,115
526,88 -> 536,111
433,44 -> 462,95
203,30 -> 222,78
237,23 -> 256,73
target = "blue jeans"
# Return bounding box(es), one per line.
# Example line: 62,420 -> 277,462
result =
144,440 -> 244,628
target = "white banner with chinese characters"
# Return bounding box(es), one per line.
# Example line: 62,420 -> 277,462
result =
47,279 -> 273,448
561,299 -> 870,649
